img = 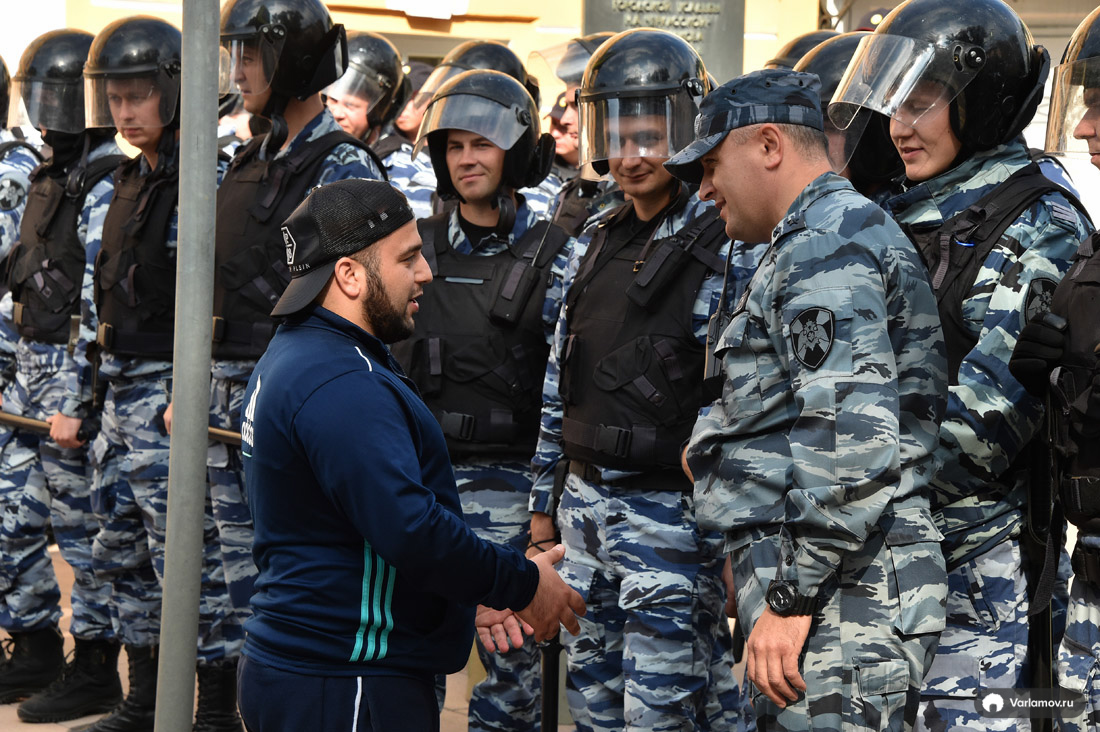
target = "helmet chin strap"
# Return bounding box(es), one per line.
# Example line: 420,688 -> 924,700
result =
262,91 -> 291,153
493,190 -> 516,239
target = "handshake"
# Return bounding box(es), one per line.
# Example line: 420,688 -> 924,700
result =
475,544 -> 585,652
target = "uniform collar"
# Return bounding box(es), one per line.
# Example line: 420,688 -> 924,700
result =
447,198 -> 539,253
886,140 -> 1032,226
772,171 -> 851,241
291,304 -> 393,364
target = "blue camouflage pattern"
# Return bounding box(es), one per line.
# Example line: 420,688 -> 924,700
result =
1058,536 -> 1100,732
432,199 -> 573,731
886,141 -> 1091,731
532,193 -> 746,731
382,140 -> 437,220
207,109 -> 386,661
83,144 -> 235,662
686,172 -> 950,732
0,140 -> 119,642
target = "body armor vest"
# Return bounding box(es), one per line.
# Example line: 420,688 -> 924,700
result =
8,152 -> 123,345
390,213 -> 568,457
94,154 -> 180,358
903,163 -> 1088,384
559,203 -> 727,472
1048,232 -> 1100,535
212,130 -> 383,359
550,175 -> 624,238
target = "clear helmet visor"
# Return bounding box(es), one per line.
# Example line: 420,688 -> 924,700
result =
829,34 -> 979,133
578,92 -> 697,169
324,62 -> 388,112
9,78 -> 85,134
823,106 -> 872,175
528,41 -> 589,119
1045,57 -> 1100,158
85,74 -> 180,129
412,92 -> 530,159
219,36 -> 284,96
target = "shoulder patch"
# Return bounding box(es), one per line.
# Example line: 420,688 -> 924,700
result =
1024,277 -> 1057,323
1049,202 -> 1078,231
0,176 -> 27,211
790,307 -> 834,370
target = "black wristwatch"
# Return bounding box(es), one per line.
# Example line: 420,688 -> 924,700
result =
766,580 -> 816,617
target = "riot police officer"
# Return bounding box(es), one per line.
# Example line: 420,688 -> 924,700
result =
389,68 -> 569,732
1011,6 -> 1100,729
323,31 -> 404,146
527,28 -> 743,731
831,1 -> 1094,728
76,17 -> 237,731
0,29 -> 123,723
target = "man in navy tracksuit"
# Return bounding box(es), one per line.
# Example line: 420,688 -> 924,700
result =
237,179 -> 584,732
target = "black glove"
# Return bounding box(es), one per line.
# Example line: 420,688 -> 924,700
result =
1009,311 -> 1068,397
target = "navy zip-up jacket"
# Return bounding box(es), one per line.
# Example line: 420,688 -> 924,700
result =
240,305 -> 540,677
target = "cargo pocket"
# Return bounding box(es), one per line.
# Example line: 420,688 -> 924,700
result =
882,506 -> 947,637
591,336 -> 687,425
844,657 -> 912,732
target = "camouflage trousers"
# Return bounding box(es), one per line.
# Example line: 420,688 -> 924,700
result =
1057,538 -> 1100,732
207,372 -> 258,660
733,503 -> 946,732
454,457 -> 543,732
916,538 -> 1030,732
556,470 -> 741,732
92,373 -> 234,661
0,351 -> 112,638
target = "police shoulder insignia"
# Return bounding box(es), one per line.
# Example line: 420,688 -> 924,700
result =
1024,277 -> 1057,323
791,307 -> 834,370
0,177 -> 27,212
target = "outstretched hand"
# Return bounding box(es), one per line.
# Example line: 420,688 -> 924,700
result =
475,605 -> 533,653
515,544 -> 586,642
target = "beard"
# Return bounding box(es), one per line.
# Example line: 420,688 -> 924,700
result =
361,266 -> 414,344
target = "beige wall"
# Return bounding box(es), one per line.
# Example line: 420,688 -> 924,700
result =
57,0 -> 819,76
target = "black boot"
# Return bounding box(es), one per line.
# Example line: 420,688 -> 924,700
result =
18,637 -> 123,722
0,626 -> 64,703
193,660 -> 243,732
78,645 -> 157,732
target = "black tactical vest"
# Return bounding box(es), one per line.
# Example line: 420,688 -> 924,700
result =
902,163 -> 1088,384
390,213 -> 568,457
94,154 -> 180,358
212,130 -> 383,359
559,203 -> 727,472
550,175 -> 625,238
1047,233 -> 1100,533
8,152 -> 122,345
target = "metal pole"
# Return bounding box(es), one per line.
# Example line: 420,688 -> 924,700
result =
156,0 -> 219,729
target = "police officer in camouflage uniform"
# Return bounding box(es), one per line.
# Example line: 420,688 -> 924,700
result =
668,68 -> 949,732
528,28 -> 744,731
831,1 -> 1094,729
1010,7 -> 1100,729
389,41 -> 556,220
0,53 -> 45,396
192,1 -> 385,716
323,31 -> 404,148
0,29 -> 124,722
373,61 -> 436,219
72,17 -> 237,731
389,68 -> 569,732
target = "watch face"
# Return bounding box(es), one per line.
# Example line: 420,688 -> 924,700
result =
769,582 -> 795,613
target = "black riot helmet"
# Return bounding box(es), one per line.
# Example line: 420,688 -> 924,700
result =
0,56 -> 9,130
416,41 -> 540,110
219,0 -> 346,102
415,69 -> 553,200
577,28 -> 710,176
324,31 -> 404,132
1046,6 -> 1100,157
9,30 -> 93,134
830,0 -> 1049,155
764,30 -> 839,69
529,32 -> 615,90
84,17 -> 183,131
794,31 -> 901,186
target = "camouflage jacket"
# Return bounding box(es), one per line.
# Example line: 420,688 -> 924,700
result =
686,172 -> 948,597
529,194 -> 762,515
886,140 -> 1091,566
382,139 -> 437,220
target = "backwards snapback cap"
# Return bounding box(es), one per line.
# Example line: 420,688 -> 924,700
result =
271,179 -> 414,317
